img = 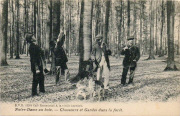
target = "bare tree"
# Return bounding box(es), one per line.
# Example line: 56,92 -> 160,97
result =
0,0 -> 8,66
164,0 -> 178,71
127,0 -> 130,38
103,0 -> 110,44
15,0 -> 20,59
71,0 -> 93,82
147,0 -> 155,59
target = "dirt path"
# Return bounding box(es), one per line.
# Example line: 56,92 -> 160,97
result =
0,54 -> 180,103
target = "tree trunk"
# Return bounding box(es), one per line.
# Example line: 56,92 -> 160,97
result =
83,0 -> 93,61
159,0 -> 164,57
37,0 -> 41,46
127,0 -> 130,38
164,0 -> 178,71
34,0 -> 37,38
0,0 -> 8,66
70,0 -> 93,82
103,0 -> 110,44
177,17 -> 180,55
155,1 -> 158,55
139,1 -> 142,55
15,0 -> 20,59
75,0 -> 80,55
68,2 -> 71,57
95,0 -> 101,36
78,0 -> 84,74
133,0 -> 137,43
148,0 -> 155,59
118,0 -> 123,53
10,0 -> 13,58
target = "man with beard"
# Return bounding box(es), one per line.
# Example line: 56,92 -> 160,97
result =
91,34 -> 111,90
121,37 -> 140,86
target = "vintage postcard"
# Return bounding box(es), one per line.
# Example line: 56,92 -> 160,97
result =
0,0 -> 180,115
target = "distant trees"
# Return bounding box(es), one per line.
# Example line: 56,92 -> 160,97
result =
0,0 -> 179,71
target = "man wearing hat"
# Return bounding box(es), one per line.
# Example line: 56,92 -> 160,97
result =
120,36 -> 140,86
26,34 -> 46,96
54,32 -> 69,84
91,34 -> 111,90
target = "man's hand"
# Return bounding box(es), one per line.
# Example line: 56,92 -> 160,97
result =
133,59 -> 137,62
123,46 -> 128,50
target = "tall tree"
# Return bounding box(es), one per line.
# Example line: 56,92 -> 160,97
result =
155,1 -> 158,55
78,0 -> 84,74
164,0 -> 178,71
159,0 -> 165,57
103,0 -> 110,44
127,0 -> 130,38
71,0 -> 93,82
83,0 -> 93,61
10,0 -> 14,58
133,0 -> 137,43
147,0 -> 155,59
177,17 -> 180,55
15,0 -> 20,59
0,0 -> 8,66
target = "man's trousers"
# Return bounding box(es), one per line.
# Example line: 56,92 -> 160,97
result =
121,66 -> 136,85
97,55 -> 110,89
32,72 -> 45,96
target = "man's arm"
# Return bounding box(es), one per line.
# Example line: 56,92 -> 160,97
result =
121,46 -> 128,55
135,47 -> 140,62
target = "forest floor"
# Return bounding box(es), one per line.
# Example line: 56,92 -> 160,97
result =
0,54 -> 180,103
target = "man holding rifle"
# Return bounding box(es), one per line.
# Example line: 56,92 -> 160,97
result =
121,36 -> 140,86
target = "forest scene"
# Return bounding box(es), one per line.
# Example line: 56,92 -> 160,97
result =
0,0 -> 180,103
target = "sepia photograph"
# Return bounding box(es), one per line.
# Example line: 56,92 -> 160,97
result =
0,0 -> 180,115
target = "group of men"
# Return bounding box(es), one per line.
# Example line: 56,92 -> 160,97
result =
91,35 -> 140,90
26,33 -> 140,97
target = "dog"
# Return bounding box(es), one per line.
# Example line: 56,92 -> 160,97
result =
76,78 -> 89,100
88,77 -> 105,101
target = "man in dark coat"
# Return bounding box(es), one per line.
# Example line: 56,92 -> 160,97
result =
54,33 -> 69,84
26,34 -> 46,96
91,34 -> 111,89
121,37 -> 140,86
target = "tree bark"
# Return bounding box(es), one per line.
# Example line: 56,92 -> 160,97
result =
70,0 -> 93,83
127,0 -> 130,38
103,0 -> 110,44
15,0 -> 20,59
0,0 -> 8,66
147,0 -> 155,59
10,0 -> 13,58
78,0 -> 84,74
159,0 -> 164,57
164,0 -> 178,71
177,17 -> 180,55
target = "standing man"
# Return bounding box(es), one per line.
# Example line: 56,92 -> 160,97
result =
121,37 -> 140,86
54,32 -> 69,84
26,34 -> 46,96
91,34 -> 111,90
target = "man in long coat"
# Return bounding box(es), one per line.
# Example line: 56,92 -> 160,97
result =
121,37 -> 140,86
91,34 -> 111,89
54,33 -> 69,84
26,34 -> 45,96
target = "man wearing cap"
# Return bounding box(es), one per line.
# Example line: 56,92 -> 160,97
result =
26,34 -> 46,96
120,37 -> 140,86
54,32 -> 69,84
91,34 -> 111,90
